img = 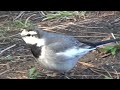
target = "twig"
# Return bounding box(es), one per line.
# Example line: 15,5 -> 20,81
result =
0,44 -> 16,55
0,15 -> 9,18
13,11 -> 25,21
13,70 -> 27,74
9,11 -> 15,20
76,18 -> 103,24
73,24 -> 104,29
111,66 -> 119,79
0,42 -> 9,45
0,33 -> 21,40
114,69 -> 119,79
0,68 -> 14,76
78,62 -> 95,67
70,75 -> 101,77
111,33 -> 119,45
110,17 -> 120,24
6,76 -> 28,79
32,17 -> 44,21
39,11 -> 46,16
111,33 -> 116,39
90,68 -> 111,78
101,67 -> 113,78
65,76 -> 70,79
81,32 -> 109,35
73,36 -> 109,38
42,29 -> 61,33
91,67 -> 120,75
100,53 -> 111,58
82,32 -> 120,36
0,64 -> 7,66
38,22 -> 74,30
24,14 -> 36,27
14,55 -> 33,58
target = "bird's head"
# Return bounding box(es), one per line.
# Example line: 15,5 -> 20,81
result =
20,28 -> 45,46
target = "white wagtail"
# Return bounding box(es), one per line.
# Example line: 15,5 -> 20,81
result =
20,28 -> 120,73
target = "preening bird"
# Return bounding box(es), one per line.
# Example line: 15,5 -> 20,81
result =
20,28 -> 120,73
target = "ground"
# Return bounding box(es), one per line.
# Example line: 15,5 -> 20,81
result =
0,11 -> 120,79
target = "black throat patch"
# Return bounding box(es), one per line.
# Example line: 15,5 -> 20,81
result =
30,44 -> 42,58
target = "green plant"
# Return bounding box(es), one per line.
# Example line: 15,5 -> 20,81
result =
43,11 -> 86,20
28,66 -> 46,79
4,55 -> 14,61
12,19 -> 32,28
104,76 -> 113,79
43,11 -> 75,20
100,43 -> 120,55
28,67 -> 40,79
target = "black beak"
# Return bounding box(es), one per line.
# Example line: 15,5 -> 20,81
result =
14,33 -> 26,38
17,33 -> 21,37
15,33 -> 25,38
10,33 -> 22,38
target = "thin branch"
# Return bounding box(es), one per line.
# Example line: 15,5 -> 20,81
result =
91,67 -> 120,75
0,42 -> 10,45
0,44 -> 16,55
111,33 -> 119,45
0,64 -> 7,66
111,33 -> 116,39
39,11 -> 46,16
0,33 -> 21,40
70,75 -> 101,77
24,14 -> 36,27
78,61 -> 95,67
110,17 -> 120,24
73,24 -> 104,29
73,36 -> 109,38
90,68 -> 111,78
101,67 -> 113,78
38,22 -> 74,30
0,68 -> 14,76
100,53 -> 111,58
114,69 -> 119,79
83,32 -> 120,36
0,15 -> 9,18
12,70 -> 27,74
111,66 -> 119,79
13,11 -> 25,21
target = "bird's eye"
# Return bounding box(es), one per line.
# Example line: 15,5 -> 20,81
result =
26,34 -> 31,36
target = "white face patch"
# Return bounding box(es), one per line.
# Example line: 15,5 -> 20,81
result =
21,29 -> 45,46
56,47 -> 96,58
22,36 -> 45,46
21,29 -> 37,36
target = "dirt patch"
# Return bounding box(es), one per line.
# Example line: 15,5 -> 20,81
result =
1,11 -> 120,79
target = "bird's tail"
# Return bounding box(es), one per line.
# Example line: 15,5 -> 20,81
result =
80,38 -> 120,47
94,38 -> 120,47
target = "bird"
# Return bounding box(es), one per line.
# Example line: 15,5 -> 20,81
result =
20,28 -> 120,74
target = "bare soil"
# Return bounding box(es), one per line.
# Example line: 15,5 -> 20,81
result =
0,11 -> 120,79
